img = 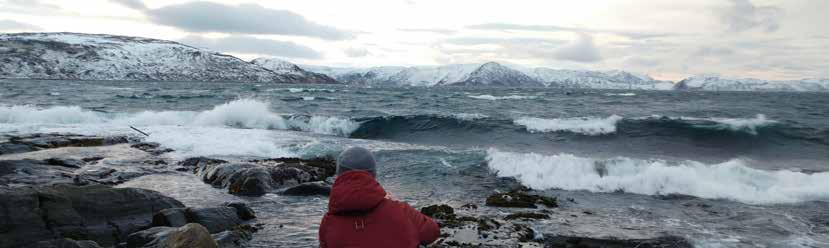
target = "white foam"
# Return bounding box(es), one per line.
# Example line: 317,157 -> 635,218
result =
486,148 -> 829,204
286,116 -> 360,137
605,92 -> 636,96
639,114 -> 777,135
302,96 -> 315,101
468,94 -> 537,100
0,99 -> 358,137
514,115 -> 623,135
452,113 -> 489,121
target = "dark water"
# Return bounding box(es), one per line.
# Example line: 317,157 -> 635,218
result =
2,79 -> 829,247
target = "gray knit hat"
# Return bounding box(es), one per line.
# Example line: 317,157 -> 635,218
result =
336,147 -> 377,176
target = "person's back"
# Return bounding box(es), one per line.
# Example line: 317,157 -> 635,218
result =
319,147 -> 440,248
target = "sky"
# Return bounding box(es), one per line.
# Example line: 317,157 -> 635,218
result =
0,0 -> 827,81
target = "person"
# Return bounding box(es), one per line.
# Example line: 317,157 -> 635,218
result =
319,147 -> 440,248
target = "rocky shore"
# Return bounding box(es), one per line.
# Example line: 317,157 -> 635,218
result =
0,133 -> 694,247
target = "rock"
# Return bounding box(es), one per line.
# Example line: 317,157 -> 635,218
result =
35,238 -> 103,248
185,207 -> 243,234
421,204 -> 456,220
212,225 -> 255,248
165,223 -> 218,248
131,142 -> 174,156
504,212 -> 550,220
189,157 -> 336,196
0,159 -> 77,186
224,202 -> 256,220
45,158 -> 84,168
152,208 -> 189,227
485,191 -> 558,208
126,224 -> 218,248
0,142 -> 34,155
281,182 -> 331,196
0,184 -> 184,247
126,226 -> 174,248
543,235 -> 693,248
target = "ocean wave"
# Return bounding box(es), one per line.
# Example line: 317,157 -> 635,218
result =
468,94 -> 537,100
0,99 -> 358,137
514,115 -> 623,135
453,113 -> 489,121
605,93 -> 636,96
486,148 -> 829,204
633,114 -> 777,135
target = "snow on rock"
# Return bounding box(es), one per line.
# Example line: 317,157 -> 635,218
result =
251,58 -> 337,84
303,62 -> 669,89
528,68 -> 673,90
674,76 -> 829,92
0,32 -> 334,83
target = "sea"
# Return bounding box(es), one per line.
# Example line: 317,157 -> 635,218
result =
1,79 -> 828,247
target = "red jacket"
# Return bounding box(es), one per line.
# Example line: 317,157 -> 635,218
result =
319,171 -> 440,248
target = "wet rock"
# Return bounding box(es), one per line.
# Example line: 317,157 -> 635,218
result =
81,156 -> 105,163
0,159 -> 77,186
485,191 -> 558,208
281,181 -> 331,196
7,133 -> 128,151
225,202 -> 256,221
165,223 -> 218,248
212,225 -> 255,248
421,204 -> 456,220
35,238 -> 103,248
185,207 -> 243,233
0,142 -> 34,155
543,235 -> 693,248
504,212 -> 549,221
189,157 -> 336,196
152,208 -> 188,227
45,158 -> 84,168
131,142 -> 174,156
0,184 -> 184,247
126,223 -> 218,248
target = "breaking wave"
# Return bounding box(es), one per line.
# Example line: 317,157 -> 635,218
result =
0,99 -> 358,137
486,148 -> 829,204
468,94 -> 537,100
514,115 -> 623,135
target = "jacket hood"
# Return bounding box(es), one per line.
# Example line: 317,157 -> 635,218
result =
328,171 -> 386,214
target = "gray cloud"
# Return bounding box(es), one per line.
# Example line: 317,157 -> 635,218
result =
467,23 -> 673,40
141,1 -> 351,40
110,0 -> 146,10
719,0 -> 782,32
0,19 -> 42,31
0,0 -> 61,15
180,35 -> 323,59
344,47 -> 369,57
398,28 -> 457,35
552,33 -> 602,63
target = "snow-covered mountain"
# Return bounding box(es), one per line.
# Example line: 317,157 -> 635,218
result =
526,68 -> 674,90
251,58 -> 337,84
304,62 -> 666,89
447,62 -> 543,87
0,32 -> 332,83
674,76 -> 829,92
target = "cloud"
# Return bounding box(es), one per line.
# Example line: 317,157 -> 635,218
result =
552,33 -> 602,63
0,0 -> 61,15
444,37 -> 564,46
179,35 -> 323,59
143,1 -> 351,40
398,28 -> 457,35
0,19 -> 42,31
344,47 -> 369,57
719,0 -> 782,32
467,23 -> 673,40
110,0 -> 146,10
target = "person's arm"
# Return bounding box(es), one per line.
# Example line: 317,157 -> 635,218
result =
403,203 -> 440,245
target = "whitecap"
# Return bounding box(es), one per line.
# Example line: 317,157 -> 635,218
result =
486,148 -> 829,204
514,115 -> 623,135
